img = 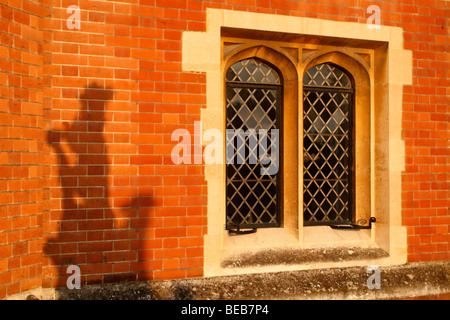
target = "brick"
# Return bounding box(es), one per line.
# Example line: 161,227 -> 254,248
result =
180,257 -> 203,269
155,0 -> 187,9
155,227 -> 186,238
179,237 -> 203,247
154,269 -> 186,280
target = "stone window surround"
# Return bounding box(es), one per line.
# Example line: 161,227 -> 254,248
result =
182,8 -> 412,277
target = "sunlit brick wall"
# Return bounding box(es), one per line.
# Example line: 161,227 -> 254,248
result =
40,0 -> 207,289
0,0 -> 448,298
0,0 -> 45,299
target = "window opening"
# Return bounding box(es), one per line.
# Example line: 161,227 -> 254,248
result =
225,58 -> 283,232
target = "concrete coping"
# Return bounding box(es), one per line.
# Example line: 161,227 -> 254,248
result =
29,261 -> 450,300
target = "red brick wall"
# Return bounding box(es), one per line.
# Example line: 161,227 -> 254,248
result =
0,0 -> 448,298
0,1 -> 45,299
40,0 -> 207,289
399,1 -> 450,262
395,2 -> 449,262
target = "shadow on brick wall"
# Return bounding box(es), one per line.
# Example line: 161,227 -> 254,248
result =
44,84 -> 153,288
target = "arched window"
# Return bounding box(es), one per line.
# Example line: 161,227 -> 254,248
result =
225,58 -> 282,231
303,63 -> 354,226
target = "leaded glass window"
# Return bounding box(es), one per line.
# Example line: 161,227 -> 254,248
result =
226,58 -> 282,230
303,63 -> 353,226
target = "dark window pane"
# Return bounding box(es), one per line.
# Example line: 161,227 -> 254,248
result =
303,63 -> 353,226
225,58 -> 282,229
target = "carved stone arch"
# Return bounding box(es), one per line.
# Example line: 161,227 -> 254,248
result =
224,45 -> 298,82
303,51 -> 370,88
303,49 -> 371,75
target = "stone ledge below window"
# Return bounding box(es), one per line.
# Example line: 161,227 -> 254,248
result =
221,246 -> 389,269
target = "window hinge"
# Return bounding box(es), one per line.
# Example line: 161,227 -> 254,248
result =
330,217 -> 376,230
227,224 -> 257,236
